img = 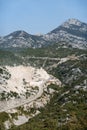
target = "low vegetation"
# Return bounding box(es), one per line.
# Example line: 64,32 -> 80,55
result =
0,43 -> 87,130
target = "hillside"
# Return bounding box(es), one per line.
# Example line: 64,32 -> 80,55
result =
0,47 -> 87,130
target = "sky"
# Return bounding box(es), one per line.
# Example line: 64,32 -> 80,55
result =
0,0 -> 87,36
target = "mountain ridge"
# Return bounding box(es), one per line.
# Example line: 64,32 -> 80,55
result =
0,18 -> 87,49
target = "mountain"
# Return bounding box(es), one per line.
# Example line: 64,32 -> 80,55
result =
0,18 -> 87,49
44,18 -> 87,49
0,30 -> 45,48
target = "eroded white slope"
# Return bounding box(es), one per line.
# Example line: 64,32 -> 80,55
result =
0,66 -> 50,94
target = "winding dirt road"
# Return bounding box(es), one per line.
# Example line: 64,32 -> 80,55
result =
0,83 -> 45,112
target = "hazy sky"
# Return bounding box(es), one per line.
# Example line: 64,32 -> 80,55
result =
0,0 -> 87,36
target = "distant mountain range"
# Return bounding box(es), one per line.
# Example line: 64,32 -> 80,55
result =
0,18 -> 87,49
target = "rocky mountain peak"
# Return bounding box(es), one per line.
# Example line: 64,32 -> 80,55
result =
6,30 -> 30,39
64,18 -> 82,26
45,18 -> 87,49
60,18 -> 83,29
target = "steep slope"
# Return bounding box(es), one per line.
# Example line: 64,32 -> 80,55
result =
44,18 -> 87,49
